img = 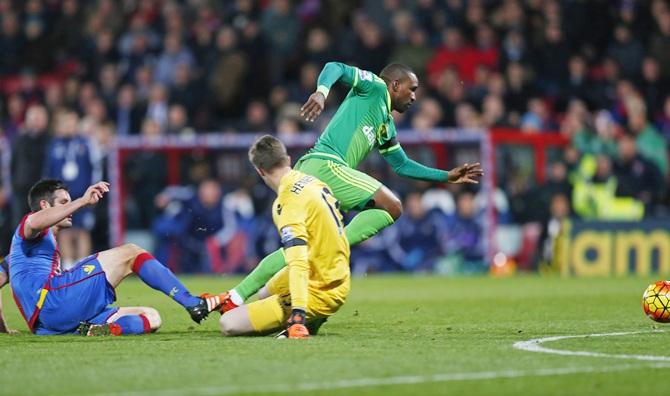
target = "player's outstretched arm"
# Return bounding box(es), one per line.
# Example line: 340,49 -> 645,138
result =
23,182 -> 110,239
380,141 -> 484,184
301,62 -> 357,122
276,203 -> 310,339
0,271 -> 16,334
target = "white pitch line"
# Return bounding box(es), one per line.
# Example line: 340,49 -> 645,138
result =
513,330 -> 670,361
92,362 -> 670,396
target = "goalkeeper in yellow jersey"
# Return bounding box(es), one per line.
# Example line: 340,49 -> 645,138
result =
216,135 -> 350,338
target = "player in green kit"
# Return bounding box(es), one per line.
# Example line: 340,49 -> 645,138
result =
205,62 -> 483,325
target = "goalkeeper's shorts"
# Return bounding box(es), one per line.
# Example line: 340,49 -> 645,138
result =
246,267 -> 349,334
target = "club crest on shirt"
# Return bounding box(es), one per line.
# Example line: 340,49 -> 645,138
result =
377,123 -> 388,142
280,226 -> 294,244
358,69 -> 373,81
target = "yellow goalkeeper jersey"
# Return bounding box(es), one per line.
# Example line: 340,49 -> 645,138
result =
272,169 -> 350,310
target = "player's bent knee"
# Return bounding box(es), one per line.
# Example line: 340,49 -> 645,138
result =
123,243 -> 146,257
387,197 -> 403,220
144,308 -> 162,331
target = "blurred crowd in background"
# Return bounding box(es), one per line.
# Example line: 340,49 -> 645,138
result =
0,0 -> 669,274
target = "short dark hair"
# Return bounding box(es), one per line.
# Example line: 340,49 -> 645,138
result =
248,135 -> 290,172
380,63 -> 415,83
28,179 -> 69,212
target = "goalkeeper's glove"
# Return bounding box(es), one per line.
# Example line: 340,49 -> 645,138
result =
286,308 -> 309,339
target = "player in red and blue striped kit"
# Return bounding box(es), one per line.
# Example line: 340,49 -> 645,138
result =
5,179 -> 225,336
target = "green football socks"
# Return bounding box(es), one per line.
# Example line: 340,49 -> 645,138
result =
344,209 -> 395,245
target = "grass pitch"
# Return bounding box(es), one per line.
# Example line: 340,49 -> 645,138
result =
1,275 -> 668,396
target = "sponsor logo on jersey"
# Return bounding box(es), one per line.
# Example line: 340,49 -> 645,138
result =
362,125 -> 375,145
281,227 -> 294,244
83,264 -> 95,274
169,287 -> 178,297
276,204 -> 282,215
359,69 -> 373,81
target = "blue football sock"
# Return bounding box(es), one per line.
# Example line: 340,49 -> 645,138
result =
113,314 -> 150,335
132,253 -> 201,308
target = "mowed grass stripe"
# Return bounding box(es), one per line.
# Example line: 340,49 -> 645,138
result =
0,275 -> 668,396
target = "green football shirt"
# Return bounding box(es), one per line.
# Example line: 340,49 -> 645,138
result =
307,63 -> 397,168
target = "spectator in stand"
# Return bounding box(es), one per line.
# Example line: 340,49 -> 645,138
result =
454,102 -> 482,129
428,26 -> 479,86
655,95 -> 670,144
410,97 -> 444,133
391,26 -> 432,81
160,179 -> 239,273
481,94 -> 510,128
51,0 -> 85,60
650,10 -> 670,80
289,63 -> 320,104
166,104 -> 194,136
169,63 -> 200,119
562,55 -> 593,109
237,100 -> 271,132
534,161 -> 573,223
639,57 -> 667,118
613,133 -> 665,213
44,110 -> 96,268
98,63 -> 120,111
261,0 -> 299,83
303,27 -> 335,67
499,29 -> 532,71
440,190 -> 485,273
83,29 -> 120,81
386,191 -> 445,272
626,96 -> 668,176
208,26 -> 249,122
607,24 -> 645,80
568,104 -> 619,157
114,84 -> 145,136
504,62 -> 535,116
4,93 -> 26,141
0,13 -> 23,74
124,119 -> 167,229
521,97 -> 556,132
350,20 -> 392,74
21,18 -> 53,73
538,192 -> 571,268
145,84 -> 169,130
154,33 -> 195,86
10,105 -> 50,227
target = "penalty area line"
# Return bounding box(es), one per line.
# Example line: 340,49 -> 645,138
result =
92,362 -> 670,396
513,330 -> 670,362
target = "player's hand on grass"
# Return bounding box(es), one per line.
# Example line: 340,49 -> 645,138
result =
448,163 -> 484,184
81,182 -> 110,206
300,92 -> 325,122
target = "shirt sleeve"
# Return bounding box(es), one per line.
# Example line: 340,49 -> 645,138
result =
380,141 -> 449,182
316,62 -> 385,98
274,200 -> 309,310
18,213 -> 48,240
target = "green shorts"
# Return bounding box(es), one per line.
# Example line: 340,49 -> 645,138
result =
295,156 -> 381,211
